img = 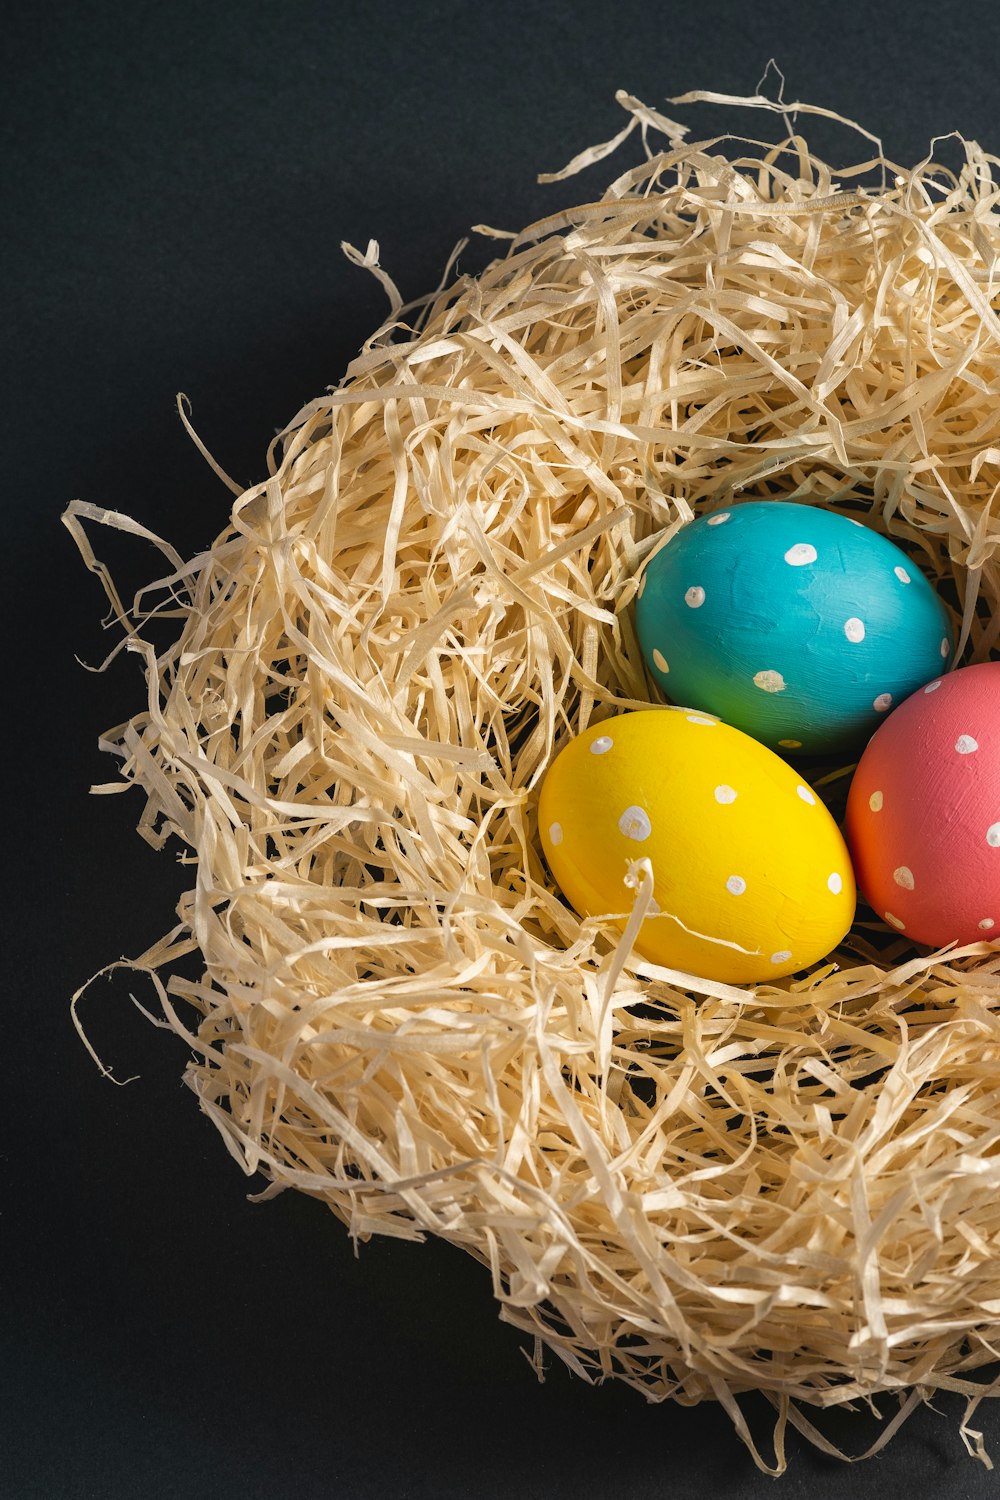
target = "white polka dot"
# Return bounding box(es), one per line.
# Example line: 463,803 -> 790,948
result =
893,866 -> 915,890
873,693 -> 893,712
894,565 -> 911,584
590,736 -> 613,755
987,824 -> 1000,848
980,918 -> 995,931
827,872 -> 843,894
637,573 -> 647,598
797,784 -> 816,806
884,912 -> 907,931
778,738 -> 802,749
619,806 -> 652,842
707,512 -> 731,526
846,517 -> 865,527
652,648 -> 669,673
784,543 -> 817,566
924,680 -> 942,694
770,950 -> 793,965
714,784 -> 738,804
941,638 -> 950,658
753,669 -> 787,693
685,714 -> 716,725
869,790 -> 884,812
726,875 -> 747,896
956,735 -> 979,755
685,585 -> 705,608
844,617 -> 866,643
549,822 -> 563,846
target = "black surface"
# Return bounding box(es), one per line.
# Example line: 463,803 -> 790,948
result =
9,2 -> 1000,1495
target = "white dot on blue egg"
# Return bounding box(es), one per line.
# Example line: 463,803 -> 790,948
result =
874,693 -> 893,712
685,585 -> 706,608
707,512 -> 731,527
652,648 -> 669,673
941,638 -> 950,658
844,617 -> 866,643
894,565 -> 911,584
753,669 -> 786,693
619,806 -> 652,842
784,543 -> 817,566
590,736 -> 613,756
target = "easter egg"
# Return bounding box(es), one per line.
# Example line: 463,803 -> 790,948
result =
634,502 -> 954,755
538,708 -> 856,983
845,661 -> 1000,947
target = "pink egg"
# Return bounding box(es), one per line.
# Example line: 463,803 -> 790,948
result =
845,662 -> 1000,947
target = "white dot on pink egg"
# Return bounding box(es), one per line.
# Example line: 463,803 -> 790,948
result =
980,918 -> 995,931
955,735 -> 978,754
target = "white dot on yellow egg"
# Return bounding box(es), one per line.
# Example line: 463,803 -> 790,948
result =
618,806 -> 652,842
956,735 -> 978,754
707,512 -> 731,526
590,736 -> 613,755
827,872 -> 843,894
893,866 -> 915,890
549,822 -> 563,846
796,785 -> 816,806
685,585 -> 706,608
652,648 -> 669,673
980,918 -> 995,931
726,875 -> 746,895
753,668 -> 786,693
784,543 -> 817,566
685,714 -> 716,725
873,693 -> 893,712
885,912 -> 907,931
714,784 -> 737,804
844,617 -> 866,643
869,790 -> 883,811
988,824 -> 1000,848
770,950 -> 793,965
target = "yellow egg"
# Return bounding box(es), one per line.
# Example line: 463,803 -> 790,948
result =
538,708 -> 856,983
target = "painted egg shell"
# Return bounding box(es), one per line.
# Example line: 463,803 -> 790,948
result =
845,661 -> 1000,947
634,501 -> 954,755
538,708 -> 856,984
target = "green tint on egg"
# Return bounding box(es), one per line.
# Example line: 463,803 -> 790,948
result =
634,502 -> 954,755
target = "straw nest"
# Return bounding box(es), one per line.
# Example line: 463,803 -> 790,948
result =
69,90 -> 1000,1471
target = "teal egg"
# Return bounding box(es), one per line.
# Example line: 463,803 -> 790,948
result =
634,502 -> 954,754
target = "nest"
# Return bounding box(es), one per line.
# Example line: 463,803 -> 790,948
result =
68,89 -> 1000,1472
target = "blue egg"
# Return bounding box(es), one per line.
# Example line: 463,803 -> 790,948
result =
634,502 -> 954,754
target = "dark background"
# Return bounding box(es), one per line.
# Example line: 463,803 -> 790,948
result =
9,1 -> 1000,1495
